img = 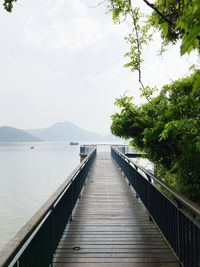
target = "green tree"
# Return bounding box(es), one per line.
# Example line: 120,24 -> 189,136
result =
106,1 -> 200,103
111,71 -> 200,202
107,0 -> 200,91
3,0 -> 16,12
107,0 -> 200,201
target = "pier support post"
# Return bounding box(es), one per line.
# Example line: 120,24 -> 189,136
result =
80,154 -> 87,162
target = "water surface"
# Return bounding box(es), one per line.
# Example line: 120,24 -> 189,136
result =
0,142 -> 80,250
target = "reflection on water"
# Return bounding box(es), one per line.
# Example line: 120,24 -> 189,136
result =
0,142 -> 80,250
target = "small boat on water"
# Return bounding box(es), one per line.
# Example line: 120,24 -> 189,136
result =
70,142 -> 79,146
30,146 -> 35,149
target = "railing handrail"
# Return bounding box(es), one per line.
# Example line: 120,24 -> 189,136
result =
112,147 -> 200,217
0,148 -> 96,267
80,144 -> 130,147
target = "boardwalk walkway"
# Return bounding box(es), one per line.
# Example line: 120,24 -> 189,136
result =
53,152 -> 178,267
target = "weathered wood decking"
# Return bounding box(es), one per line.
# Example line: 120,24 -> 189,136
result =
53,152 -> 178,267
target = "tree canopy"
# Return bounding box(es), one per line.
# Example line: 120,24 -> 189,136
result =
111,70 -> 200,202
107,0 -> 200,89
3,0 -> 16,12
107,0 -> 200,201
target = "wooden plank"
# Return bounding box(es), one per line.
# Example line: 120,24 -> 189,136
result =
59,237 -> 165,241
54,257 -> 177,263
62,232 -> 160,236
53,263 -> 178,267
57,241 -> 168,245
55,252 -> 174,259
53,151 -> 178,267
56,248 -> 172,253
56,244 -> 169,249
54,252 -> 175,258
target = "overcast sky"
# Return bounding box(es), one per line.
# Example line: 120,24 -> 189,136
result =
0,0 -> 197,134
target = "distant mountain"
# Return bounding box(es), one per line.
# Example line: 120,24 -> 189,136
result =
0,126 -> 41,142
28,121 -> 119,142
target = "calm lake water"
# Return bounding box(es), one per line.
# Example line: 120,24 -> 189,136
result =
0,142 -> 81,250
0,141 -> 150,251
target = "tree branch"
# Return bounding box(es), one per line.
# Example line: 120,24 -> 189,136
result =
142,0 -> 174,26
88,0 -> 107,9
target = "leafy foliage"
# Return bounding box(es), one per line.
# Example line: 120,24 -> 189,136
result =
3,0 -> 16,12
149,0 -> 200,56
108,1 -> 200,202
111,71 -> 200,202
107,0 -> 200,91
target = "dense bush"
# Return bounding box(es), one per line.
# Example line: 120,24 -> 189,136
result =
111,70 -> 200,202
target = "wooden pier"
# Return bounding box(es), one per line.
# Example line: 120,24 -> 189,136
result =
53,152 -> 178,267
1,146 -> 199,267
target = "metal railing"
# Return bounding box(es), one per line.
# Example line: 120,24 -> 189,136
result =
112,145 -> 136,155
80,145 -> 96,155
0,148 -> 96,267
112,144 -> 147,158
111,147 -> 200,267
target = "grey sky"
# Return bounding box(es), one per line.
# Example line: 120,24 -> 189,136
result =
0,0 -> 197,134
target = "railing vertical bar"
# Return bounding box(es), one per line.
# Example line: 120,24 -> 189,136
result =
180,210 -> 184,264
190,221 -> 194,267
194,225 -> 200,267
174,206 -> 177,252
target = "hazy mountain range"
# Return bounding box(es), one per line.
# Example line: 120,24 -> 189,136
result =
0,121 -> 119,142
0,126 -> 41,142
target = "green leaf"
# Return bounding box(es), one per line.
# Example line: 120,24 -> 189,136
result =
193,77 -> 200,93
181,26 -> 200,55
161,22 -> 169,38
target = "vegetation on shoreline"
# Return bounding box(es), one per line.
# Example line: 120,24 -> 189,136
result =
106,0 -> 200,202
111,71 -> 200,202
